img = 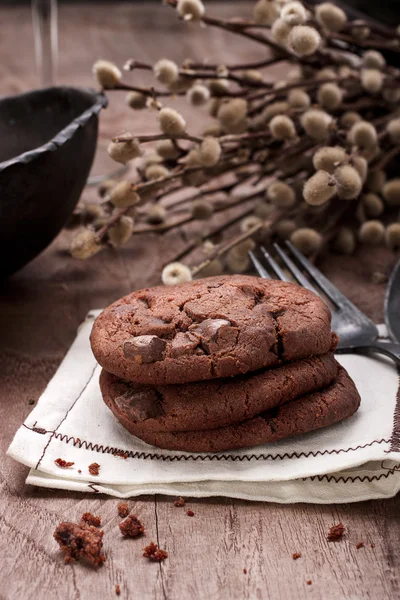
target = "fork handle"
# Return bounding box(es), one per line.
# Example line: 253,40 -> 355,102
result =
336,341 -> 400,367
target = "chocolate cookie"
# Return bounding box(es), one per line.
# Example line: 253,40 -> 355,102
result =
100,353 -> 338,433
103,365 -> 360,453
91,275 -> 335,385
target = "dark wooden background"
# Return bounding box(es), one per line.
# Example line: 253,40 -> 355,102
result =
0,3 -> 399,599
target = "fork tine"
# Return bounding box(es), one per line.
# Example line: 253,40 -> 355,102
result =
273,243 -> 320,295
260,246 -> 290,282
285,241 -> 345,308
249,250 -> 272,279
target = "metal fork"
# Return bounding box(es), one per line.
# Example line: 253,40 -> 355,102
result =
249,241 -> 400,366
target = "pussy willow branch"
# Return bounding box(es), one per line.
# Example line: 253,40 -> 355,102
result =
97,183 -> 261,242
191,212 -> 280,277
112,132 -> 203,144
167,205 -> 259,266
183,55 -> 285,73
124,58 -> 275,90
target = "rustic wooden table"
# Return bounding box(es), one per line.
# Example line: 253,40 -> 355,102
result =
1,3 -> 399,599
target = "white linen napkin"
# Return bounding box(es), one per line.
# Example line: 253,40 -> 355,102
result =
7,311 -> 400,503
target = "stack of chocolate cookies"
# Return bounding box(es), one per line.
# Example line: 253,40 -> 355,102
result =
91,275 -> 360,453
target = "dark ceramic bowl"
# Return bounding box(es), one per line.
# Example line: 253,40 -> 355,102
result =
0,86 -> 107,278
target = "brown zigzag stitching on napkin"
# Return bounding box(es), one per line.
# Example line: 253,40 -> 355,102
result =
23,425 -> 389,462
84,465 -> 400,492
388,367 -> 400,453
305,462 -> 400,484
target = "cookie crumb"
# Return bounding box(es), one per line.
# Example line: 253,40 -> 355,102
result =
53,521 -> 105,568
371,271 -> 387,285
55,458 -> 75,469
78,470 -> 82,474
115,584 -> 121,596
81,512 -> 101,527
117,502 -> 129,518
173,497 -> 185,507
28,399 -> 35,405
306,580 -> 312,585
143,541 -> 168,562
243,568 -> 247,574
370,543 -> 375,548
356,542 -> 364,549
186,509 -> 195,517
119,514 -> 144,537
88,462 -> 101,476
292,552 -> 302,560
327,523 -> 345,541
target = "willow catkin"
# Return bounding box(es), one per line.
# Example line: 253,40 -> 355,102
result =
110,181 -> 140,208
126,91 -> 147,110
382,179 -> 400,206
386,118 -> 400,144
253,0 -> 280,25
218,98 -> 248,133
287,88 -> 311,109
176,0 -> 205,21
92,60 -> 121,88
108,216 -> 134,246
341,111 -> 362,128
158,107 -> 186,136
359,220 -> 385,245
70,229 -> 102,260
361,193 -> 384,217
334,165 -> 363,200
191,200 -> 214,220
254,200 -> 275,219
271,18 -> 292,46
261,101 -> 290,124
312,146 -> 347,174
162,262 -> 192,285
156,139 -> 180,160
275,219 -> 297,239
226,240 -> 255,273
348,121 -> 377,149
315,2 -> 347,32
146,204 -> 167,225
332,227 -> 356,255
385,223 -> 400,251
145,164 -> 170,181
316,67 -> 336,80
317,83 -> 343,110
107,137 -> 141,165
288,26 -> 321,57
186,84 -> 210,106
267,181 -> 296,207
361,69 -> 384,94
300,109 -> 332,140
153,59 -> 179,85
303,170 -> 336,205
280,2 -> 307,25
290,228 -> 322,255
198,137 -> 221,167
362,49 -> 386,70
351,156 -> 368,184
240,215 -> 263,233
269,115 -> 296,140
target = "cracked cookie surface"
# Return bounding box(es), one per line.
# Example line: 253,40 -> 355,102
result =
100,353 -> 338,432
90,275 -> 334,385
104,364 -> 360,453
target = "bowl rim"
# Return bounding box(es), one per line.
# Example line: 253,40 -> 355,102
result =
0,85 -> 107,173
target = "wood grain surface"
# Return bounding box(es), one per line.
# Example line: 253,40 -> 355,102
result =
0,3 -> 399,599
